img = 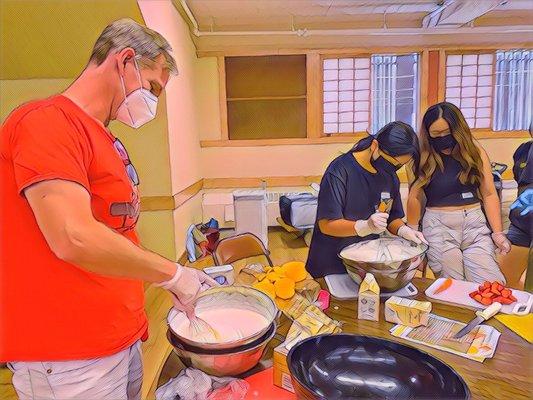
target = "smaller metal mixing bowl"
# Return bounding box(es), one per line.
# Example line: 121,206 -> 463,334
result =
167,285 -> 278,351
339,237 -> 428,292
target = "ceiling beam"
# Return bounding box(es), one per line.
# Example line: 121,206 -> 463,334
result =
423,0 -> 505,28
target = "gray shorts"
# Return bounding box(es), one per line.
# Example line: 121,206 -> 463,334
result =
422,206 -> 505,284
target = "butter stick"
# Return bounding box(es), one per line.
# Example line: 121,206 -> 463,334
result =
385,296 -> 432,327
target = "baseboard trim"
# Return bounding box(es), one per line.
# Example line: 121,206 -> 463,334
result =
141,179 -> 204,212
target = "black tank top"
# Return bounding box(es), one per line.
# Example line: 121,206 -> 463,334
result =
424,154 -> 481,207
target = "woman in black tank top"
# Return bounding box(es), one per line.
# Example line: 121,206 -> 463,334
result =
406,102 -> 509,284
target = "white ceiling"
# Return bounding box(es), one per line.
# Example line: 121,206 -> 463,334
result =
172,0 -> 533,54
183,0 -> 533,31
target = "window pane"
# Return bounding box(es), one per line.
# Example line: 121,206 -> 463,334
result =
339,58 -> 354,69
324,123 -> 338,134
339,101 -> 354,112
354,122 -> 369,132
339,112 -> 354,122
354,58 -> 371,69
324,102 -> 338,113
339,69 -> 353,80
324,69 -> 339,81
476,118 -> 491,128
323,59 -> 338,70
339,122 -> 353,132
324,91 -> 338,102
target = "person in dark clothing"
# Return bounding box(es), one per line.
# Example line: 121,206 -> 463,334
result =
306,121 -> 426,278
498,122 -> 532,289
407,102 -> 509,284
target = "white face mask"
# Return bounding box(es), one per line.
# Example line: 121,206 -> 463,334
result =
116,58 -> 158,129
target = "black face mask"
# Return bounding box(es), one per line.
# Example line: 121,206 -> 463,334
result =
372,156 -> 401,175
429,134 -> 456,152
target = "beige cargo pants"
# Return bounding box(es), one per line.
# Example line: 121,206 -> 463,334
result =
8,341 -> 142,400
422,205 -> 505,284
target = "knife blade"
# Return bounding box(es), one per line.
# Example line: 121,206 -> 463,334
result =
454,302 -> 502,339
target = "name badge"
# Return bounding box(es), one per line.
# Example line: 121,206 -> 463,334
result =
462,192 -> 474,199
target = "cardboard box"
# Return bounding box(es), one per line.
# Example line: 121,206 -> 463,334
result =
358,273 -> 380,321
273,342 -> 295,393
385,296 -> 432,327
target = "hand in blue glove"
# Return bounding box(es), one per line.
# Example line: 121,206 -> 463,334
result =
510,188 -> 533,216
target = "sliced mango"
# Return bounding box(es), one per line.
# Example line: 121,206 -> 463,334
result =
273,266 -> 286,277
266,271 -> 282,282
253,279 -> 276,299
274,277 -> 296,300
281,261 -> 307,282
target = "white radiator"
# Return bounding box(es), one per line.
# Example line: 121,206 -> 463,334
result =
202,191 -> 302,228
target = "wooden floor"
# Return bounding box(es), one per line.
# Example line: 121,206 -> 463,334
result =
0,227 -> 434,400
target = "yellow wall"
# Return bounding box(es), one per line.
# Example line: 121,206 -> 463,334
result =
1,78 -> 177,258
0,0 -> 145,79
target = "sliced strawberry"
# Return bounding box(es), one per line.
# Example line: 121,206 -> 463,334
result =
480,297 -> 493,305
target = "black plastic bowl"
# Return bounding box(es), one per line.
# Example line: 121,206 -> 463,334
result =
287,334 -> 470,399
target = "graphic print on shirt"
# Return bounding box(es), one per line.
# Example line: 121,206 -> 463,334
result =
110,186 -> 140,232
110,137 -> 141,232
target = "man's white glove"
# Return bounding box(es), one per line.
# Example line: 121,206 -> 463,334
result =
155,264 -> 218,312
397,225 -> 429,245
354,212 -> 389,237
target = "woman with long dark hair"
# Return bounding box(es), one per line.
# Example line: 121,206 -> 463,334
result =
407,102 -> 509,283
306,121 -> 425,278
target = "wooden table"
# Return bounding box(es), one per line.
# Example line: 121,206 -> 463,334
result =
157,278 -> 532,399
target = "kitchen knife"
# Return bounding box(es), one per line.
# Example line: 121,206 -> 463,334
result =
453,302 -> 502,339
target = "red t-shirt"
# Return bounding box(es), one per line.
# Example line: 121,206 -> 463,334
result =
0,95 -> 147,361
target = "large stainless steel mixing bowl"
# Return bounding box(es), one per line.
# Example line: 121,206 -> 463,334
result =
167,321 -> 277,377
167,285 -> 278,350
339,237 -> 428,292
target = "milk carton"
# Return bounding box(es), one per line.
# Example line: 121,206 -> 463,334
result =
358,273 -> 380,321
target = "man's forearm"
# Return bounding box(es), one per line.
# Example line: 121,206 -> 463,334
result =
63,219 -> 176,283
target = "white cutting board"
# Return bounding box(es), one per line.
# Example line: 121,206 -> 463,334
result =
425,278 -> 533,315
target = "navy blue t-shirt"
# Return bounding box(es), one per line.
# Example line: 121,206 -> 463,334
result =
306,152 -> 404,278
513,140 -> 532,187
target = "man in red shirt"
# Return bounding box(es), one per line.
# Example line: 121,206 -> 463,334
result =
0,19 -> 215,399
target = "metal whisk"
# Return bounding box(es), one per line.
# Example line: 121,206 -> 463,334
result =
186,308 -> 221,342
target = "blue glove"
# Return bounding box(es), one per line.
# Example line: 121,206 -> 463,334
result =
510,188 -> 533,216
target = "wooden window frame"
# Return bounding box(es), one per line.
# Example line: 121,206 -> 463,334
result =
201,45 -> 529,148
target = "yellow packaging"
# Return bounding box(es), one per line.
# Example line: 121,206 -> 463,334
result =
385,296 -> 432,327
358,273 -> 380,321
273,304 -> 342,392
273,343 -> 294,392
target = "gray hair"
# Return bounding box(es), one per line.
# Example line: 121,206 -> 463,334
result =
89,18 -> 178,74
